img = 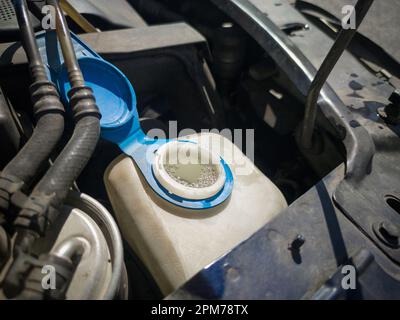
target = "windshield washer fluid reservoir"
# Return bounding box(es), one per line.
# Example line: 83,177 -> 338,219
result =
104,133 -> 287,295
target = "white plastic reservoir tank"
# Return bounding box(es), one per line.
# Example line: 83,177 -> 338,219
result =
104,133 -> 287,295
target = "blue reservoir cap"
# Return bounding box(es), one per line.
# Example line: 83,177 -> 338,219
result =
38,31 -> 233,210
60,57 -> 136,130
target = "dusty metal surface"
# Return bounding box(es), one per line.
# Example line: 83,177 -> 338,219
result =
169,165 -> 400,300
302,0 -> 400,64
0,23 -> 208,66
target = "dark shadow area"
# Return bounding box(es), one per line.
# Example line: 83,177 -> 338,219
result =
316,181 -> 348,266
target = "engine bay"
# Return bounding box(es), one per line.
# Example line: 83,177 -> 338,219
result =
0,0 -> 399,301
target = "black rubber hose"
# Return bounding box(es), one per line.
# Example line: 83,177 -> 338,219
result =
28,116 -> 100,207
1,111 -> 63,185
0,0 -> 65,212
2,0 -> 100,299
35,0 -> 101,207
13,0 -> 101,241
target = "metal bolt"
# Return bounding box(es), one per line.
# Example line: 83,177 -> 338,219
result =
289,234 -> 306,251
381,222 -> 400,237
374,221 -> 400,249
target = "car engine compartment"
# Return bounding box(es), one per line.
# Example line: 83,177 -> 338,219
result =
0,0 -> 399,300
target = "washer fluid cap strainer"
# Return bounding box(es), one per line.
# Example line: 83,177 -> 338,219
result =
153,141 -> 226,200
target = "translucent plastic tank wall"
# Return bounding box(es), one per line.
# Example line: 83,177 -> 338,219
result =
105,133 -> 287,295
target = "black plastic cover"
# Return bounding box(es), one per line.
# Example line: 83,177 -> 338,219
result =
0,0 -> 40,42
